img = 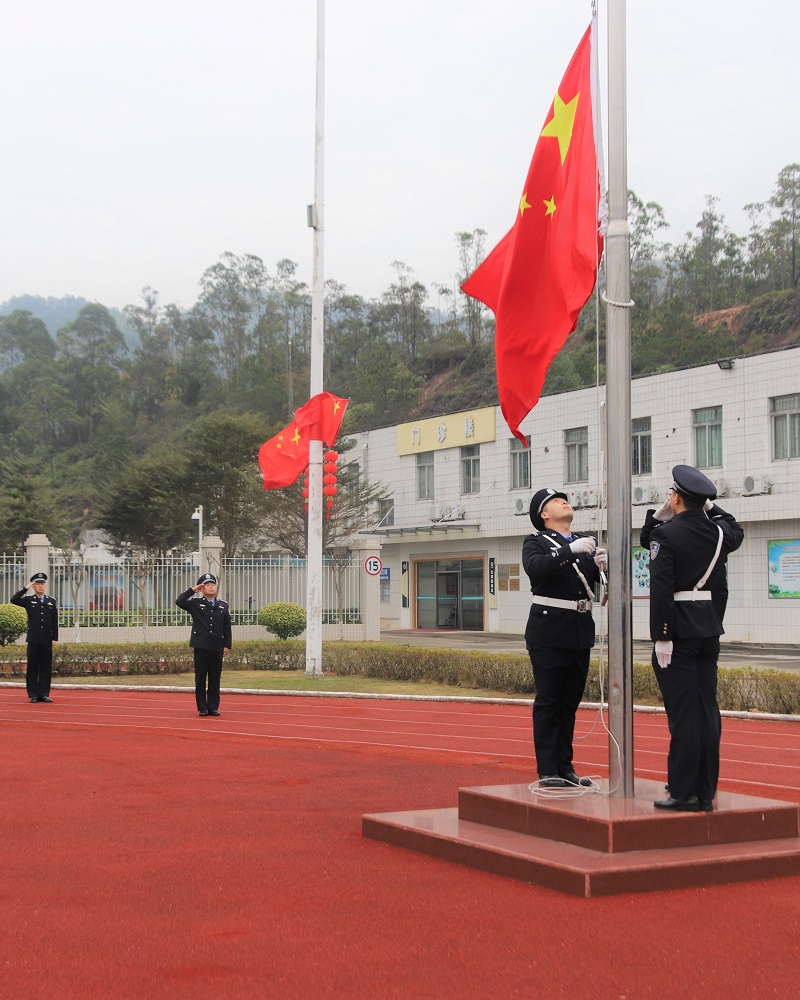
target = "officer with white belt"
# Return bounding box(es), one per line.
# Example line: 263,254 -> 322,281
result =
641,465 -> 744,811
522,488 -> 607,788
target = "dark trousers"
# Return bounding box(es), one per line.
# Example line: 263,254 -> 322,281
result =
26,643 -> 53,699
194,647 -> 223,713
652,636 -> 721,802
528,646 -> 591,778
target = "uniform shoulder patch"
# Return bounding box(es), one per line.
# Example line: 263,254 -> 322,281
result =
650,541 -> 660,560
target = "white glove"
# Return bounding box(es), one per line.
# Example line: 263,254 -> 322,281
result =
652,499 -> 673,523
569,536 -> 596,557
703,499 -> 714,512
593,547 -> 608,572
655,640 -> 673,669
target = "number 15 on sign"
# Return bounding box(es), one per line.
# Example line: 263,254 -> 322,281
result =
364,556 -> 383,576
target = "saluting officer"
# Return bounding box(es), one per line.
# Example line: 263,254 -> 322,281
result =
176,573 -> 233,717
641,465 -> 744,811
11,572 -> 59,703
522,488 -> 607,788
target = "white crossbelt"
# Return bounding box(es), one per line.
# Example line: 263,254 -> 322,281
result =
532,595 -> 593,612
674,590 -> 713,601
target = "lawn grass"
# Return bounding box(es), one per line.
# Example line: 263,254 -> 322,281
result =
50,670 -> 528,700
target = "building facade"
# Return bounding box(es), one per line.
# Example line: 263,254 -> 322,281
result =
350,348 -> 800,644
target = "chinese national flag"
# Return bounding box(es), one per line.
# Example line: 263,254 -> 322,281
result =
258,392 -> 349,490
461,23 -> 604,444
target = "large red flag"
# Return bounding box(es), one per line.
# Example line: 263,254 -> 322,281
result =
258,392 -> 349,490
462,23 -> 604,444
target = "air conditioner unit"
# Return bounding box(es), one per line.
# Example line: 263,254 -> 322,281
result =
632,483 -> 656,505
442,504 -> 464,521
429,505 -> 443,521
512,497 -> 528,515
568,489 -> 598,509
742,474 -> 771,496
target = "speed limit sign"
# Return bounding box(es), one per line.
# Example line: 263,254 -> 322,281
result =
364,556 -> 383,576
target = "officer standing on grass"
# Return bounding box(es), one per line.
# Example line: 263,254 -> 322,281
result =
522,488 -> 607,788
176,573 -> 232,717
640,465 -> 744,812
11,572 -> 59,703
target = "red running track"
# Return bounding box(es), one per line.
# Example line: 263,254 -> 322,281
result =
1,686 -> 799,999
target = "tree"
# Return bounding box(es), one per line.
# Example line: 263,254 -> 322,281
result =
669,196 -> 745,312
382,261 -> 431,360
769,163 -> 800,289
181,411 -> 267,554
56,303 -> 128,444
97,451 -> 194,631
455,230 -> 489,346
258,441 -> 388,558
0,456 -> 63,549
0,310 -> 55,372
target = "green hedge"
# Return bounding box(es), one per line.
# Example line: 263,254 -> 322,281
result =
0,640 -> 797,714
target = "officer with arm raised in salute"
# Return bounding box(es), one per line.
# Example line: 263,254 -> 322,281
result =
522,488 -> 607,788
641,465 -> 744,811
176,573 -> 232,717
11,572 -> 59,703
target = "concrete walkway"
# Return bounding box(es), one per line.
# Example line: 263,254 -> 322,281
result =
381,629 -> 800,671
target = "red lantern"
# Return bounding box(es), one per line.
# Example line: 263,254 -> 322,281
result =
324,450 -> 338,463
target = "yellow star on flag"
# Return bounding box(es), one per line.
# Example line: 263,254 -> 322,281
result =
519,192 -> 532,217
540,89 -> 580,165
292,427 -> 302,446
332,399 -> 341,414
543,196 -> 557,218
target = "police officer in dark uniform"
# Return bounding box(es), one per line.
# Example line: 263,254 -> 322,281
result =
522,488 -> 607,787
641,465 -> 744,811
11,572 -> 59,703
176,573 -> 233,717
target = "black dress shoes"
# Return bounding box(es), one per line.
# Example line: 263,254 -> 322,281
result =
40,696 -> 53,703
209,710 -> 220,716
198,710 -> 209,716
699,800 -> 714,812
29,697 -> 39,703
561,771 -> 593,787
654,796 -> 701,812
539,776 -> 569,788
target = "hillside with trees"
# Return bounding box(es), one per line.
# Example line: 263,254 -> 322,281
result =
0,164 -> 797,554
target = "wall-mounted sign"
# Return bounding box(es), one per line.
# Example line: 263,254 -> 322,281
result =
768,540 -> 800,598
396,406 -> 496,456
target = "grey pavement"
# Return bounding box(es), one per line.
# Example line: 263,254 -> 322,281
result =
381,630 -> 800,672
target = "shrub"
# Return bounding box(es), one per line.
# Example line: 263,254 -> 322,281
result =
0,604 -> 28,646
257,603 -> 307,640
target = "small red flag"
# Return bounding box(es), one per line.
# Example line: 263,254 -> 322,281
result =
462,22 -> 604,444
258,392 -> 349,491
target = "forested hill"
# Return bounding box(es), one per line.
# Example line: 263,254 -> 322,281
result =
0,168 -> 797,551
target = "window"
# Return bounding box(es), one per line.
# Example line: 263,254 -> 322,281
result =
377,498 -> 394,527
772,394 -> 800,460
564,426 -> 588,483
341,461 -> 360,487
416,451 -> 434,500
380,578 -> 391,603
509,436 -> 531,490
632,417 -> 652,476
693,406 -> 722,468
461,444 -> 480,494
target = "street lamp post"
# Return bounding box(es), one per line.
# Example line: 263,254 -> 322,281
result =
191,505 -> 203,564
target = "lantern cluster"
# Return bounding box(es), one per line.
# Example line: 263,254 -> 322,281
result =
323,449 -> 338,519
301,450 -> 339,519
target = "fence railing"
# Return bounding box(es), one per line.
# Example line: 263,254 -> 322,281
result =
0,554 -> 25,604
8,554 -> 362,628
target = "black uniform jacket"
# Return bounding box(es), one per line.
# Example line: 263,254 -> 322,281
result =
11,589 -> 59,643
642,505 -> 744,643
175,590 -> 233,651
522,530 -> 601,651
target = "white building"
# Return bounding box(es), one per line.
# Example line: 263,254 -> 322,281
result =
349,347 -> 800,644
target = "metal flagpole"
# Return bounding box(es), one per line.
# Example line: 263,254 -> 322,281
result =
305,0 -> 325,676
604,0 -> 635,795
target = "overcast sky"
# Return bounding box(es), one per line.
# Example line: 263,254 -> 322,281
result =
0,0 -> 796,313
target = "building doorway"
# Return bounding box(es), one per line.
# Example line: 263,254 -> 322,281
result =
414,558 -> 484,631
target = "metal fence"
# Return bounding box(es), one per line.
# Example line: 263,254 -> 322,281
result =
5,553 -> 361,627
0,553 -> 25,604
